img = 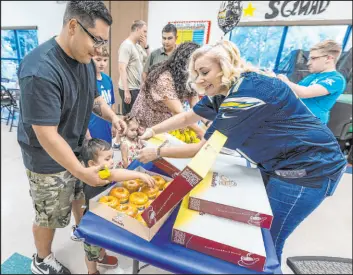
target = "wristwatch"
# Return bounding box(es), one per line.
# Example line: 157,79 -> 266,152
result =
144,45 -> 149,50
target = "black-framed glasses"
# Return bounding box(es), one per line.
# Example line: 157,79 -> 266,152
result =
309,55 -> 328,61
76,20 -> 108,48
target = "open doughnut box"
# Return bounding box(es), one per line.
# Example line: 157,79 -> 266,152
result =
89,167 -> 174,241
89,130 -> 227,241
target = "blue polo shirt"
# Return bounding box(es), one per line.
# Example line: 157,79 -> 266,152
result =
88,73 -> 115,143
299,71 -> 346,124
193,72 -> 346,188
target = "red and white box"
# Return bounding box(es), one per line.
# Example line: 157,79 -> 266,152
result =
141,131 -> 227,228
188,162 -> 273,229
172,195 -> 267,272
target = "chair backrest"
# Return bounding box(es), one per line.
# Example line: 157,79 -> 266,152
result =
7,88 -> 20,106
327,101 -> 353,140
1,85 -> 17,107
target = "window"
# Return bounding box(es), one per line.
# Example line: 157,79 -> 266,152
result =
1,29 -> 38,88
344,30 -> 352,51
279,25 -> 348,66
230,24 -> 351,73
230,26 -> 284,70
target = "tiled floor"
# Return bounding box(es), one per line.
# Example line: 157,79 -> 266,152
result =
1,122 -> 352,274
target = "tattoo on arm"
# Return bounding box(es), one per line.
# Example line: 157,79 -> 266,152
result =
93,100 -> 102,117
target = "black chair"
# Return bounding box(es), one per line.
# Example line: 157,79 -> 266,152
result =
1,85 -> 16,124
287,256 -> 352,274
6,88 -> 20,132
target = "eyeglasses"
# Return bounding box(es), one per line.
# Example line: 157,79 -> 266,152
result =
309,55 -> 328,61
76,20 -> 108,48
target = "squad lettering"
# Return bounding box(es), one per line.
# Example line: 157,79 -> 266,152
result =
265,1 -> 330,19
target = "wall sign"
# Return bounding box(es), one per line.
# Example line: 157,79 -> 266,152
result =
168,21 -> 211,46
239,1 -> 352,22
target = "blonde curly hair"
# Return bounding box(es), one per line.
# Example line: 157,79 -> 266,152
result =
188,40 -> 269,94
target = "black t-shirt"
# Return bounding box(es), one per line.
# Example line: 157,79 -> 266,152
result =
17,37 -> 99,173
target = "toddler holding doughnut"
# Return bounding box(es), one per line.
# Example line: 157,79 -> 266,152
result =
79,138 -> 154,274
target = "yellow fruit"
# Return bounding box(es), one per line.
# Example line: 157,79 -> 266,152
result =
175,132 -> 182,140
194,138 -> 201,143
179,134 -> 186,142
184,133 -> 191,143
189,131 -> 197,139
98,165 -> 111,179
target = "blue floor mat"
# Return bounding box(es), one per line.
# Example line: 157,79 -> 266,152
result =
1,253 -> 32,274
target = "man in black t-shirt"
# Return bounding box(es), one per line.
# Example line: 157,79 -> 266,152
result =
17,2 -> 126,274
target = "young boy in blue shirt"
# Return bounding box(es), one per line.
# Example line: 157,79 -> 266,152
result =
277,40 -> 346,125
87,46 -> 116,143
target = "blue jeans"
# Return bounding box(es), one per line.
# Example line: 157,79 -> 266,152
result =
265,168 -> 345,263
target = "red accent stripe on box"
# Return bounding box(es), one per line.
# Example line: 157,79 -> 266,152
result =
188,198 -> 273,229
153,159 -> 180,178
172,229 -> 266,272
142,169 -> 199,227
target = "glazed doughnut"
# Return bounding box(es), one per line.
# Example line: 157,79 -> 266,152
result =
136,213 -> 147,226
109,187 -> 130,204
141,185 -> 159,200
123,180 -> 140,193
99,196 -> 119,209
152,175 -> 166,191
115,204 -> 138,218
135,178 -> 145,188
145,199 -> 152,209
129,192 -> 148,211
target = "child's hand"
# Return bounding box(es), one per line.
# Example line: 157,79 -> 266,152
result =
139,173 -> 155,187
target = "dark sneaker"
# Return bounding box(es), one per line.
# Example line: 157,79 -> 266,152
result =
31,253 -> 71,274
97,253 -> 118,268
70,225 -> 83,242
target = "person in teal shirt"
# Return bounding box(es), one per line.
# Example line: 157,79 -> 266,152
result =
277,40 -> 346,124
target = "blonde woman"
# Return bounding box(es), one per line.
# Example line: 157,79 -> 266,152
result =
137,40 -> 347,263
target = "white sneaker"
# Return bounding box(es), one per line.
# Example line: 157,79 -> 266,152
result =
70,225 -> 84,242
31,253 -> 71,274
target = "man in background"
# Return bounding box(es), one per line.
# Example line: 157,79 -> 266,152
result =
118,20 -> 149,115
142,23 -> 178,82
278,40 -> 346,125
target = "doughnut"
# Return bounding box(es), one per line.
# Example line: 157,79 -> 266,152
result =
135,178 -> 145,188
129,192 -> 148,211
115,204 -> 138,218
141,185 -> 159,200
109,187 -> 130,204
99,196 -> 119,209
136,213 -> 147,226
152,175 -> 166,191
123,180 -> 140,193
145,199 -> 152,209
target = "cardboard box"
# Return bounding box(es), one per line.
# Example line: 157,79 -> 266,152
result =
146,134 -> 255,175
172,196 -> 267,272
141,131 -> 227,227
145,133 -> 190,178
89,167 -> 174,241
189,163 -> 273,229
